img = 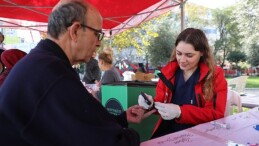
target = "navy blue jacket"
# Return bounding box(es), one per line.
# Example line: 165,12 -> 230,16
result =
0,39 -> 139,146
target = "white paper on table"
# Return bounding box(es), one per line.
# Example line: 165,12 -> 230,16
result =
225,123 -> 259,144
225,108 -> 259,144
190,109 -> 259,145
192,111 -> 259,138
247,106 -> 259,119
141,108 -> 259,146
140,129 -> 225,146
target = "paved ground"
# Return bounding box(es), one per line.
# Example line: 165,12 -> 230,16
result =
244,88 -> 259,97
241,88 -> 259,108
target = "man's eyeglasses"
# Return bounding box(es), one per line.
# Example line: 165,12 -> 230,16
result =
81,24 -> 104,41
65,23 -> 104,41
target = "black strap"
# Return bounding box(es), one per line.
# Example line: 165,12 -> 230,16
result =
198,94 -> 203,107
213,92 -> 217,109
157,72 -> 174,92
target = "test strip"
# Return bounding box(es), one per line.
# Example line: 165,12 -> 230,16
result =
141,92 -> 152,105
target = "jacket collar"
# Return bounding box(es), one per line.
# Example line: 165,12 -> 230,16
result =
37,39 -> 71,65
162,61 -> 209,82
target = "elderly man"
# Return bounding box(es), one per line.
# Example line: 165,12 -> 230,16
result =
0,1 -> 154,146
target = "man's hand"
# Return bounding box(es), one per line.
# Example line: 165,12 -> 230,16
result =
154,102 -> 181,120
126,105 -> 144,123
126,105 -> 156,123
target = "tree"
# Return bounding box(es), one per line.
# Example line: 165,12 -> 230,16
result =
233,0 -> 259,47
212,7 -> 243,67
185,3 -> 211,28
147,12 -> 180,67
148,24 -> 177,67
227,50 -> 247,70
248,43 -> 259,66
100,12 -> 178,68
232,0 -> 259,67
110,15 -> 163,53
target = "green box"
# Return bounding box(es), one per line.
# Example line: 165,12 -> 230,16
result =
102,81 -> 159,142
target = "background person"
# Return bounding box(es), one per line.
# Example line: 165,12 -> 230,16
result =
0,49 -> 4,74
137,63 -> 147,73
139,28 -> 227,139
82,51 -> 101,84
0,49 -> 27,86
95,48 -> 121,101
0,32 -> 5,74
98,48 -> 121,84
0,2 -> 146,146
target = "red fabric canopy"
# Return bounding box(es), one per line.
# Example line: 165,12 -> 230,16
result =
0,0 -> 180,36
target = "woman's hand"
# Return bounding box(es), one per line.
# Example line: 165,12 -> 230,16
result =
155,102 -> 181,120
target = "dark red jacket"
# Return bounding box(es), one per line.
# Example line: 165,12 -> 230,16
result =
153,61 -> 227,134
0,49 -> 26,86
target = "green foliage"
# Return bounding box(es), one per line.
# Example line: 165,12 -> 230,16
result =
231,0 -> 259,67
102,12 -> 181,67
227,50 -> 247,66
147,13 -> 180,67
212,7 -> 243,67
99,38 -> 111,52
239,62 -> 250,70
246,76 -> 259,88
148,26 -> 175,67
110,13 -> 174,54
185,4 -> 211,28
233,0 -> 259,46
248,43 -> 259,66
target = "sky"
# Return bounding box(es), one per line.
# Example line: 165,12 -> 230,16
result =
187,0 -> 238,9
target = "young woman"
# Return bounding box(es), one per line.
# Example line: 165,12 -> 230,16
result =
139,28 -> 227,139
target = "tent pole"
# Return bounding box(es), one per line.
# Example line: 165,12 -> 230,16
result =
180,0 -> 186,31
30,30 -> 34,43
109,30 -> 112,47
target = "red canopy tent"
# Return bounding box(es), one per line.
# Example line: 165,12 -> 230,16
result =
0,0 -> 182,36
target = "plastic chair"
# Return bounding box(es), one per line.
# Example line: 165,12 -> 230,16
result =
224,89 -> 243,117
227,76 -> 248,95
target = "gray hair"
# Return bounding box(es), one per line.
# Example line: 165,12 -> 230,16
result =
47,2 -> 87,39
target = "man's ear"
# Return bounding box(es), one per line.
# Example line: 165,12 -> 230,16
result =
69,23 -> 81,42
